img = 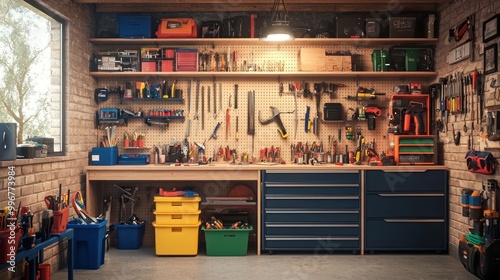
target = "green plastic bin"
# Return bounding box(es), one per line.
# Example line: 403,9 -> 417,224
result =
202,226 -> 252,256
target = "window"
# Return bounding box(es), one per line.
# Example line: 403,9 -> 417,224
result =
0,0 -> 66,155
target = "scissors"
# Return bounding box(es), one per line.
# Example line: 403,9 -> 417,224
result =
44,195 -> 58,211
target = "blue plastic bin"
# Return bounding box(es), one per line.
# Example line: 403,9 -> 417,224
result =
115,223 -> 145,249
67,219 -> 106,269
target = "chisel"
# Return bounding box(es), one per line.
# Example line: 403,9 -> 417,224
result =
185,79 -> 192,138
194,80 -> 200,135
248,91 -> 255,161
201,86 -> 205,130
207,86 -> 211,113
213,79 -> 217,119
235,84 -> 239,141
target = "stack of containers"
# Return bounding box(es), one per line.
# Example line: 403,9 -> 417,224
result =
152,196 -> 201,255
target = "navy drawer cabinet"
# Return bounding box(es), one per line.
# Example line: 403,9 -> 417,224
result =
262,170 -> 361,252
364,170 -> 448,252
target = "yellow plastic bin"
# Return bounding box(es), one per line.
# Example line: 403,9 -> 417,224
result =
153,196 -> 201,213
153,221 -> 200,256
154,210 -> 201,225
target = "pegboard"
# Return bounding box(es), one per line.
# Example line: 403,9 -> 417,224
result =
95,42 -> 433,162
100,180 -> 258,246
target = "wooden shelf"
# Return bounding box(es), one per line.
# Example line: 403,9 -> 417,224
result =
89,37 -> 438,46
120,97 -> 184,102
123,147 -> 151,150
90,71 -> 437,79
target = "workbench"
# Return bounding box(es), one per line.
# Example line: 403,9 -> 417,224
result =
0,228 -> 74,280
86,164 -> 448,255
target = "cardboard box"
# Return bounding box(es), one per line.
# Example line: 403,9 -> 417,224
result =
299,49 -> 351,72
299,48 -> 326,72
325,55 -> 352,71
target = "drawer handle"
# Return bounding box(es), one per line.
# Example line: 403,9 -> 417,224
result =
266,237 -> 359,241
377,170 -> 427,173
266,183 -> 359,187
266,170 -> 358,174
267,196 -> 359,200
266,210 -> 359,214
266,224 -> 359,228
377,194 -> 444,197
383,219 -> 444,223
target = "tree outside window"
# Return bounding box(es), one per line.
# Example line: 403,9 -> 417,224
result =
0,0 -> 64,154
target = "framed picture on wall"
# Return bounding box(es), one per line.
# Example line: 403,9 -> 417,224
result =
484,43 -> 498,75
483,14 -> 500,43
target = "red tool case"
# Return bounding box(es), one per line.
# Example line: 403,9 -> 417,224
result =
156,18 -> 197,38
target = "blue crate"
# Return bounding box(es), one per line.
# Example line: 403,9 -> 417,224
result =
118,15 -> 152,38
115,223 -> 145,249
91,147 -> 118,165
67,219 -> 106,269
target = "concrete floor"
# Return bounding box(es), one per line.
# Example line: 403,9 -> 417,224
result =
52,247 -> 479,280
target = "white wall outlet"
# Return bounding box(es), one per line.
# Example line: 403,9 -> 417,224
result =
480,43 -> 485,55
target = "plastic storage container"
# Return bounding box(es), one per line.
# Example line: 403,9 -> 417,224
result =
371,50 -> 389,71
118,15 -> 152,38
115,223 -> 145,249
153,221 -> 200,255
91,147 -> 118,166
154,210 -> 201,225
67,219 -> 106,269
202,226 -> 253,256
153,196 -> 201,213
51,207 -> 69,234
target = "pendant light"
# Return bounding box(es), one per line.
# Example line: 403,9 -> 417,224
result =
261,0 -> 294,41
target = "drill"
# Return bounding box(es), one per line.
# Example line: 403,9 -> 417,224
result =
365,105 -> 383,130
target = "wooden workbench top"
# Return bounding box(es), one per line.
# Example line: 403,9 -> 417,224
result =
86,163 -> 447,174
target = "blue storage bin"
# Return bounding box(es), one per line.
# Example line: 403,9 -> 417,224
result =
91,147 -> 118,165
118,15 -> 152,38
67,219 -> 106,269
115,223 -> 145,249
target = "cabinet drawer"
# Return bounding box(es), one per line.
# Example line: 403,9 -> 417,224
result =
264,184 -> 359,195
264,236 -> 359,250
265,223 -> 359,236
365,170 -> 446,192
264,170 -> 359,184
366,193 -> 445,218
365,219 -> 446,250
264,195 -> 359,210
265,210 -> 359,223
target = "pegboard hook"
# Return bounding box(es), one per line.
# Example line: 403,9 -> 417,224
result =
354,76 -> 360,87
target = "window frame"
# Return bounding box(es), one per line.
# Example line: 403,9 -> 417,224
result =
24,0 -> 67,156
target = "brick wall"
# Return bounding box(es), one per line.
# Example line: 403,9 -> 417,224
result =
0,0 -> 95,278
436,0 -> 500,257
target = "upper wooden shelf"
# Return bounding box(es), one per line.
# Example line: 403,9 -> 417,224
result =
89,71 -> 437,79
74,0 -> 448,12
89,38 -> 438,47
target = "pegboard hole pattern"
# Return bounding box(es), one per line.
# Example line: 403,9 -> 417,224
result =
95,43 -> 432,161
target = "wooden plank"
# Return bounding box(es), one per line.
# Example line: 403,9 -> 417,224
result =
88,71 -> 438,79
93,3 -> 438,12
74,0 -> 447,4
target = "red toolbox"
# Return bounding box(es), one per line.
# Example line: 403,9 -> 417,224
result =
156,18 -> 197,38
